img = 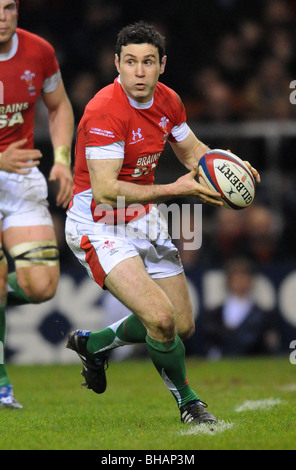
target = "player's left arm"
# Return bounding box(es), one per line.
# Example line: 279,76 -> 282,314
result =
42,80 -> 75,208
169,129 -> 210,171
170,129 -> 261,183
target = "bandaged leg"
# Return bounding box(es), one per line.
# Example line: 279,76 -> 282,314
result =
7,240 -> 59,305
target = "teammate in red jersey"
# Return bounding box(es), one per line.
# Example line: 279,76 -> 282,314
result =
0,0 -> 74,408
66,21 -> 260,425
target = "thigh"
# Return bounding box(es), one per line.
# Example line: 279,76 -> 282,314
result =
3,224 -> 57,249
104,255 -> 175,341
154,272 -> 195,339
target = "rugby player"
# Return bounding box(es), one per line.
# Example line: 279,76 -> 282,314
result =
66,21 -> 260,424
0,0 -> 74,408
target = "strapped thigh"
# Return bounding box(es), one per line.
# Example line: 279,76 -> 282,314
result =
8,240 -> 59,268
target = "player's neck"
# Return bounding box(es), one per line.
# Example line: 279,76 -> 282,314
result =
0,39 -> 12,53
0,32 -> 17,59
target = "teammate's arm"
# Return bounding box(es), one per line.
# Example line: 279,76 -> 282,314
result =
88,156 -> 223,208
42,80 -> 74,208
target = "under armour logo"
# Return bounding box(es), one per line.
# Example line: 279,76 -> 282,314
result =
132,128 -> 142,141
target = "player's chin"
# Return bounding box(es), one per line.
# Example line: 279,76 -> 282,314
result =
0,32 -> 9,41
0,32 -> 14,45
132,87 -> 151,100
133,89 -> 147,98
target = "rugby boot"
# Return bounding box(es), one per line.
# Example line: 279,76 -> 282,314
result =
66,330 -> 108,394
0,385 -> 23,409
180,399 -> 217,424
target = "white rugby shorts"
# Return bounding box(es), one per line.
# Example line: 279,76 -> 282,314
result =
0,168 -> 53,230
65,205 -> 184,288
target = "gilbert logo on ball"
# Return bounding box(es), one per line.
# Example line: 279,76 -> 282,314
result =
198,149 -> 256,210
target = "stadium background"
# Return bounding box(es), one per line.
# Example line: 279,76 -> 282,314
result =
5,0 -> 296,363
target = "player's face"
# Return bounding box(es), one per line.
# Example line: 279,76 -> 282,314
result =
0,0 -> 18,53
115,43 -> 166,103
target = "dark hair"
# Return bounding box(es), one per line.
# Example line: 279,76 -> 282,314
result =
115,21 -> 166,64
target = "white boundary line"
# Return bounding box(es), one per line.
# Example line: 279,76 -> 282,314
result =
279,383 -> 296,392
235,398 -> 282,412
180,420 -> 234,436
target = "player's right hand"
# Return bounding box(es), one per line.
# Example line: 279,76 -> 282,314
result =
0,139 -> 42,174
174,166 -> 223,206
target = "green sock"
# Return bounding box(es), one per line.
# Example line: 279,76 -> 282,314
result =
7,272 -> 31,306
0,301 -> 10,387
86,313 -> 147,355
145,335 -> 199,408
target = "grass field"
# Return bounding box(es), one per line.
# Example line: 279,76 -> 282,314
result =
0,356 -> 295,451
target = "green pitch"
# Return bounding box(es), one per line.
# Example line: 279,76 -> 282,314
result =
0,357 -> 295,450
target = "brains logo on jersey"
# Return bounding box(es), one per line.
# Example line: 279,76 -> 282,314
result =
159,116 -> 169,140
21,70 -> 37,96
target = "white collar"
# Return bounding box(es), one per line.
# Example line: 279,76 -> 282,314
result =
0,32 -> 18,61
117,75 -> 154,109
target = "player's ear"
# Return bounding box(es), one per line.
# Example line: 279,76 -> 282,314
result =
115,54 -> 120,73
159,55 -> 167,75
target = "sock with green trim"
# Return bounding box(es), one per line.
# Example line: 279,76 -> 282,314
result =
7,272 -> 31,306
0,301 -> 10,387
145,334 -> 199,408
86,313 -> 147,355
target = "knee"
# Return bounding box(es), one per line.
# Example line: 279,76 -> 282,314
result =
154,309 -> 176,341
179,320 -> 195,340
176,305 -> 196,339
20,273 -> 58,303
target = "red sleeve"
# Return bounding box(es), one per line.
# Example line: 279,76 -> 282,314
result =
167,91 -> 187,143
37,35 -> 60,81
83,95 -> 127,148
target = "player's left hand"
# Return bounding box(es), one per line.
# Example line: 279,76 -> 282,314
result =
226,149 -> 261,183
49,162 -> 73,208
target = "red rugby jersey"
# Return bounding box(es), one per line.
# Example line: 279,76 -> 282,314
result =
0,28 -> 59,151
69,77 -> 188,224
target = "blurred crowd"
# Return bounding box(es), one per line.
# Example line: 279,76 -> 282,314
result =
16,0 -> 296,271
17,0 -> 296,124
172,201 -> 286,269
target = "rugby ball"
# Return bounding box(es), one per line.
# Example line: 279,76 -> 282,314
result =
198,149 -> 255,210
